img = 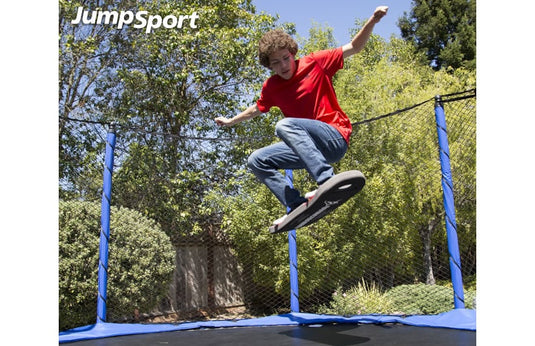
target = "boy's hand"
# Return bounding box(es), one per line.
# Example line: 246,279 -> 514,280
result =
372,6 -> 388,23
215,116 -> 233,127
215,105 -> 261,127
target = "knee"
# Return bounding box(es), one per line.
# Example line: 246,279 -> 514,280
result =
275,117 -> 294,138
247,149 -> 261,171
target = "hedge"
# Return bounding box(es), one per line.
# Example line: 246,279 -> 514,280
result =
59,201 -> 175,331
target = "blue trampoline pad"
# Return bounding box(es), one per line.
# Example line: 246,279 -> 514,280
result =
59,309 -> 476,345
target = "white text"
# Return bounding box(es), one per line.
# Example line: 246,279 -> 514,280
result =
71,7 -> 200,33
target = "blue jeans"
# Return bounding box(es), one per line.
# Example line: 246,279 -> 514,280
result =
247,117 -> 348,209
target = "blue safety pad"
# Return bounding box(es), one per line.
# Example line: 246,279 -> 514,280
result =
59,309 -> 475,343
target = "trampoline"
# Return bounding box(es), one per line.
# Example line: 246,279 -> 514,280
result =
60,92 -> 477,345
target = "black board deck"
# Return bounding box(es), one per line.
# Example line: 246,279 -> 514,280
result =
269,170 -> 366,234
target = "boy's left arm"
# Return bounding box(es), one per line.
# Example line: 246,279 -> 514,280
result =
342,6 -> 388,59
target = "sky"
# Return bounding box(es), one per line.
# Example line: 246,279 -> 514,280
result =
252,0 -> 414,44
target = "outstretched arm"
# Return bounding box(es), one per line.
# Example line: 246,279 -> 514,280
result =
215,104 -> 262,127
342,6 -> 388,59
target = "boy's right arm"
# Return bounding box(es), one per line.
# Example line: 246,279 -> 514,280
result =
342,6 -> 388,59
215,104 -> 262,127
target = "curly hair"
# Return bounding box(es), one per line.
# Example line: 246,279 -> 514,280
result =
258,29 -> 298,68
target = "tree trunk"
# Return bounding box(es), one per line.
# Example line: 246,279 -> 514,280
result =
419,217 -> 439,285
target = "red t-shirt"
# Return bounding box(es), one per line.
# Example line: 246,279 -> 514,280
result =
256,47 -> 352,144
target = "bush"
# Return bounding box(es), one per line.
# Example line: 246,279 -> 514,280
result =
385,283 -> 476,315
59,201 -> 175,331
317,280 -> 395,316
317,281 -> 476,316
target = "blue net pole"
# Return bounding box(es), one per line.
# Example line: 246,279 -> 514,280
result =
434,97 -> 465,309
285,169 -> 299,312
96,124 -> 117,323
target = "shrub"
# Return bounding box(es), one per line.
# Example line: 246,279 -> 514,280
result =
385,283 -> 476,315
317,281 -> 476,316
317,280 -> 395,316
59,201 -> 175,331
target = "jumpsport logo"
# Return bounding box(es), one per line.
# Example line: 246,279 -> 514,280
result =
71,7 -> 200,33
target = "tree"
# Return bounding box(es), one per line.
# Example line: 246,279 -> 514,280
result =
59,0 -> 278,239
297,21 -> 337,55
106,0 -> 277,239
59,0 -> 141,199
336,33 -> 475,286
398,0 -> 476,70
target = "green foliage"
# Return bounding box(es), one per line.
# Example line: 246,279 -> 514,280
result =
59,201 -> 175,331
318,281 -> 395,315
59,0 -> 278,240
59,0 -> 136,196
398,0 -> 476,70
113,0 -> 274,240
386,284 -> 452,314
335,33 -> 475,285
319,281 -> 476,316
385,283 -> 476,315
207,174 -> 290,295
297,22 -> 338,56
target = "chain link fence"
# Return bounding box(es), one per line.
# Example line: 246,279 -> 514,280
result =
59,90 -> 475,329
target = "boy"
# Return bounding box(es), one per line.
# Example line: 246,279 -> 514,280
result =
215,6 -> 388,225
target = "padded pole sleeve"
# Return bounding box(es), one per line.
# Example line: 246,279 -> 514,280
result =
97,124 -> 117,323
434,97 -> 465,309
285,169 -> 300,312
